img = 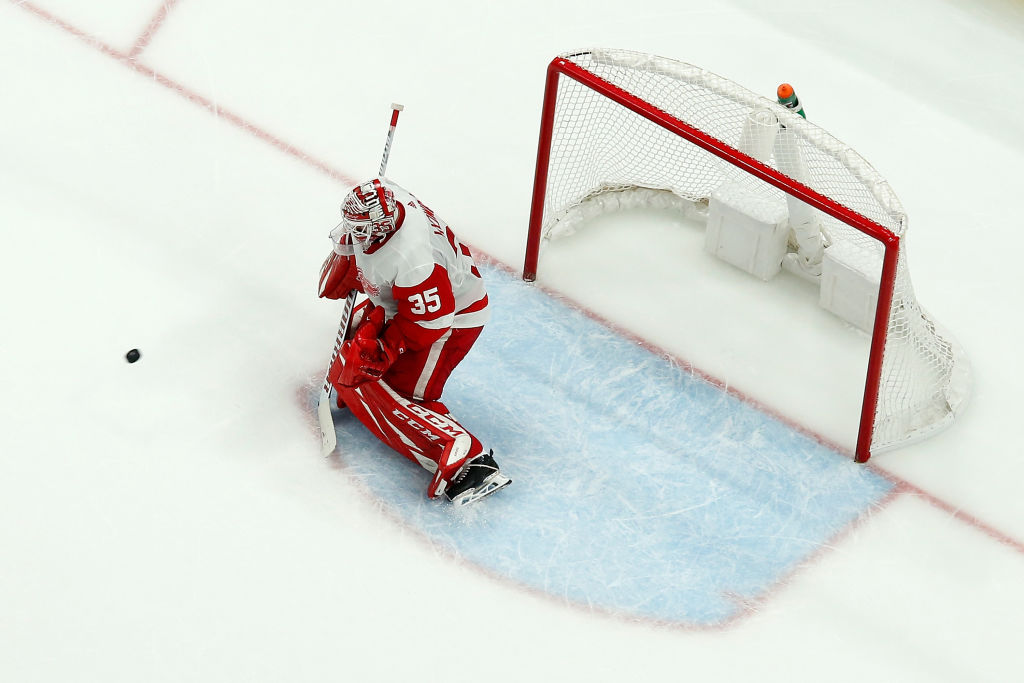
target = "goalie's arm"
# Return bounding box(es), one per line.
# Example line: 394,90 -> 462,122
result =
339,264 -> 456,386
382,263 -> 456,354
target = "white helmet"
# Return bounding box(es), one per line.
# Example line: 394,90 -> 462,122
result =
331,179 -> 398,254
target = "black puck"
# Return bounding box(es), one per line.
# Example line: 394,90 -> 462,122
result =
126,349 -> 141,363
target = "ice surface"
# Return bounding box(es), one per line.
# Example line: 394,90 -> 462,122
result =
324,264 -> 893,625
3,0 -> 1024,681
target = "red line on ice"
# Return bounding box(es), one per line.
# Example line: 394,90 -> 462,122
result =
15,0 -> 1024,566
718,485 -> 905,628
525,266 -> 1024,558
13,0 -> 354,187
515,266 -> 851,457
890,479 -> 1024,555
129,0 -> 183,59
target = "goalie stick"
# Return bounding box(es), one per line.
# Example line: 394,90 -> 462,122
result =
318,103 -> 404,457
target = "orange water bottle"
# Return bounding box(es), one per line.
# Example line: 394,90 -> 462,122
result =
777,83 -> 805,118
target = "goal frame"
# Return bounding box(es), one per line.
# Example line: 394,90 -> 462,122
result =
522,54 -> 901,463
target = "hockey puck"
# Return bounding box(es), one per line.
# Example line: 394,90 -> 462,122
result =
126,349 -> 141,363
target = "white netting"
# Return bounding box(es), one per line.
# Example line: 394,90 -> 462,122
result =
537,48 -> 968,455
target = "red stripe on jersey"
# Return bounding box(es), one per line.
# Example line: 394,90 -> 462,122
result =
443,225 -> 480,279
446,239 -> 480,278
444,226 -> 460,256
456,293 -> 489,316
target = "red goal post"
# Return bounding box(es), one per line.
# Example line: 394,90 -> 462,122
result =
522,49 -> 969,462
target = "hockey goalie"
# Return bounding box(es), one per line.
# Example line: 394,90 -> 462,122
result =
318,178 -> 511,506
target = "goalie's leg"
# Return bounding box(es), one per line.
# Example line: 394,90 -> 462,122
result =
337,380 -> 508,502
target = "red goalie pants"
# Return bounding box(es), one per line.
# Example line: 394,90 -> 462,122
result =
384,326 -> 483,402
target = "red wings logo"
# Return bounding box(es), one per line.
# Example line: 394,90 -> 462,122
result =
356,266 -> 381,296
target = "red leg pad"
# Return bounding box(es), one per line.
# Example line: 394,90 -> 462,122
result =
336,380 -> 484,498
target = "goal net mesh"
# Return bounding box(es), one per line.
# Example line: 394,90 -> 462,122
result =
535,49 -> 968,455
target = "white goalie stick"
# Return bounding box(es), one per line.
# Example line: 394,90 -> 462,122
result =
318,103 -> 405,457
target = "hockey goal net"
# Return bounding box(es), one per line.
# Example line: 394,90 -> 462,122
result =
523,49 -> 969,462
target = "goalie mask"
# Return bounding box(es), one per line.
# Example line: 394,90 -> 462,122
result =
331,179 -> 398,255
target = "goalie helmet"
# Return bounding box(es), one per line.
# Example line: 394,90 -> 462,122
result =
331,179 -> 398,254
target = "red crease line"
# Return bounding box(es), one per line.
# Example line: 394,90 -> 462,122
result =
13,0 -> 1024,562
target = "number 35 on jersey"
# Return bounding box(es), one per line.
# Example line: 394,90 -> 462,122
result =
409,287 -> 442,315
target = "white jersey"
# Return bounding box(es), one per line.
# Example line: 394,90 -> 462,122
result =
350,183 -> 489,345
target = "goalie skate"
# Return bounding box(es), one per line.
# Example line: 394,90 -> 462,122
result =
445,451 -> 511,507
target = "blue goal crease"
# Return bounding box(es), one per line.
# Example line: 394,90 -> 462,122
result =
323,263 -> 894,626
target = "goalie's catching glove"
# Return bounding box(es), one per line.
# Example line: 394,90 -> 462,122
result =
318,252 -> 363,300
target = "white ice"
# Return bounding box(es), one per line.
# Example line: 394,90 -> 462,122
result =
1,0 -> 1023,681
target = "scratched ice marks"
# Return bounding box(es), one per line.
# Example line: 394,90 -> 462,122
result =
324,263 -> 893,626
